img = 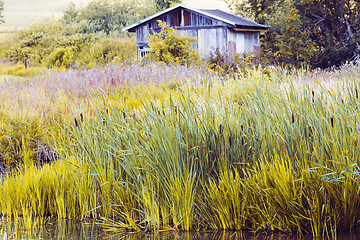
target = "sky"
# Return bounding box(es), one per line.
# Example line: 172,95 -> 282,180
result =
0,0 -> 229,32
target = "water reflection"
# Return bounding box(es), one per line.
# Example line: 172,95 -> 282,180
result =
109,231 -> 310,240
1,221 -> 360,240
0,219 -> 103,239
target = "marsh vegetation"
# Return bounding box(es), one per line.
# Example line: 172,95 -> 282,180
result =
0,1 -> 360,239
0,60 -> 360,239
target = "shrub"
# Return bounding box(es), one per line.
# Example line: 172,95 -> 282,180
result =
76,37 -> 136,68
208,48 -> 256,76
47,48 -> 75,68
148,21 -> 200,66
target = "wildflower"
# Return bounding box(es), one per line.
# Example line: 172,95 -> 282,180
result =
287,17 -> 290,19
287,26 -> 290,28
299,40 -> 302,42
294,14 -> 297,17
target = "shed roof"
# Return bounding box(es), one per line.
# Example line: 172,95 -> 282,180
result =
199,9 -> 269,29
123,4 -> 270,32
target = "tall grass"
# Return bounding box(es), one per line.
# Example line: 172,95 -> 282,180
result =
0,61 -> 360,238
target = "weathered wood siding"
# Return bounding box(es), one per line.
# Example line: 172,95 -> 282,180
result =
136,25 -> 150,45
243,32 -> 260,54
227,30 -> 261,55
146,9 -> 224,30
198,27 -> 227,57
227,29 -> 237,57
133,7 -> 262,59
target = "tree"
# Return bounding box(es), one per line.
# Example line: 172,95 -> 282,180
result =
62,0 -> 156,36
297,0 -> 360,67
227,0 -> 360,68
261,0 -> 316,66
62,2 -> 79,25
154,0 -> 182,11
0,0 -> 4,24
225,0 -> 277,22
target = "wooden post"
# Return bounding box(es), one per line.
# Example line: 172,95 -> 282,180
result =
24,57 -> 28,69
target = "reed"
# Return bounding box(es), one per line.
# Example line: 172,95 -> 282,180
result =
0,61 -> 360,238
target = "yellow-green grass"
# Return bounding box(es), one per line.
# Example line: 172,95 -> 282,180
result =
0,62 -> 360,238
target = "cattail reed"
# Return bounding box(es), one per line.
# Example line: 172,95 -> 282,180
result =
331,116 -> 334,127
356,87 -> 358,99
74,118 -> 78,127
292,113 -> 295,123
312,90 -> 315,103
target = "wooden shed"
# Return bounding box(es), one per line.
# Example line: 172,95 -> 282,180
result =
123,4 -> 270,59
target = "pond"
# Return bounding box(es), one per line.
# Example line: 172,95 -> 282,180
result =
1,220 -> 360,240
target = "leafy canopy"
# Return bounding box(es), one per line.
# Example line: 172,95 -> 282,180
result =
154,0 -> 182,11
62,0 -> 156,36
227,0 -> 360,68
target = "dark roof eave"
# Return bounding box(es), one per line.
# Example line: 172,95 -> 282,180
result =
233,24 -> 270,31
126,25 -> 270,33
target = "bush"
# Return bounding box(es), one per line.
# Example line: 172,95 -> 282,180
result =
208,48 -> 256,76
148,21 -> 200,66
76,37 -> 136,68
1,21 -> 137,71
47,48 -> 75,68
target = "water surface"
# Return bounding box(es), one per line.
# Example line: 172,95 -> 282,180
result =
1,220 -> 360,240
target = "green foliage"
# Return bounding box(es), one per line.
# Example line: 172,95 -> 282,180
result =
47,48 -> 75,68
228,0 -> 360,68
154,0 -> 182,11
62,2 -> 79,25
75,37 -> 136,68
2,61 -> 360,237
261,0 -> 315,67
148,21 -> 199,65
0,0 -> 3,24
225,0 -> 277,21
4,21 -> 90,64
297,0 -> 360,67
208,48 -> 256,76
62,64 -> 360,236
0,115 -> 45,169
2,21 -> 137,70
62,0 -> 156,36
